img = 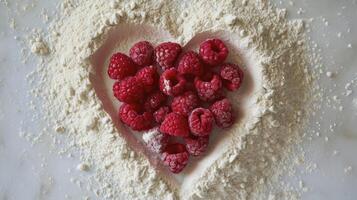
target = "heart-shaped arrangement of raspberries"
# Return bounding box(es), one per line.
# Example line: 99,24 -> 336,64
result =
108,38 -> 244,173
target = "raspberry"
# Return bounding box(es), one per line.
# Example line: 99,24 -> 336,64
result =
153,106 -> 171,124
209,98 -> 234,128
119,103 -> 153,131
160,113 -> 189,137
159,68 -> 187,96
194,73 -> 223,102
184,81 -> 196,92
129,41 -> 154,66
142,127 -> 169,153
154,42 -> 182,70
144,91 -> 167,112
113,77 -> 144,104
178,51 -> 202,77
199,38 -> 228,66
220,63 -> 244,91
188,108 -> 214,136
184,135 -> 209,156
108,53 -> 137,80
162,143 -> 189,173
136,65 -> 159,93
171,91 -> 199,116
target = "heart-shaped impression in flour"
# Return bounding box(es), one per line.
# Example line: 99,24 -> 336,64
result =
89,23 -> 259,189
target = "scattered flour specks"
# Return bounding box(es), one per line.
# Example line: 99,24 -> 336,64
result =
29,37 -> 50,55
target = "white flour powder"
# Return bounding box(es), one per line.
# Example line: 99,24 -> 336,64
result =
29,0 -> 314,199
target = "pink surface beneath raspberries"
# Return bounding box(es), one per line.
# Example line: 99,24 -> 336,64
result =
108,38 -> 244,173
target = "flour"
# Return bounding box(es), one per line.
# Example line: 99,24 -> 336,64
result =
163,79 -> 172,94
143,128 -> 160,143
142,128 -> 166,153
29,37 -> 49,55
142,129 -> 159,144
77,163 -> 90,171
29,0 -> 314,199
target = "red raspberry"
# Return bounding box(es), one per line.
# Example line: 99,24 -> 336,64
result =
113,77 -> 144,104
136,65 -> 159,93
144,91 -> 167,112
220,63 -> 244,91
171,91 -> 199,116
154,42 -> 182,70
119,103 -> 153,131
160,113 -> 189,137
162,143 -> 189,173
184,135 -> 209,156
153,106 -> 171,124
142,127 -> 169,153
108,53 -> 137,80
209,98 -> 234,128
184,81 -> 196,92
194,73 -> 223,102
199,38 -> 228,66
159,68 -> 187,96
129,41 -> 154,66
188,108 -> 214,136
178,51 -> 202,77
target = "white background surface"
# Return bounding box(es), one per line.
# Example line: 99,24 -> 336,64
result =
0,0 -> 356,199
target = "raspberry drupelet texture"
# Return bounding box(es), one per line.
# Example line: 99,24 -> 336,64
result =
178,51 -> 202,77
108,53 -> 137,80
194,72 -> 223,102
184,135 -> 209,156
209,98 -> 235,128
220,63 -> 244,91
113,77 -> 144,104
162,143 -> 189,173
154,42 -> 182,70
144,91 -> 167,112
171,91 -> 199,116
160,112 -> 189,137
159,68 -> 187,96
199,38 -> 228,66
153,106 -> 171,124
129,41 -> 154,66
142,127 -> 169,153
119,103 -> 153,131
136,65 -> 159,93
188,108 -> 214,136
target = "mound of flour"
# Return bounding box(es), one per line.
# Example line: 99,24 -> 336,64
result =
30,0 -> 313,199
